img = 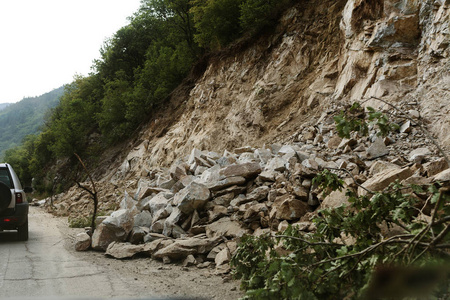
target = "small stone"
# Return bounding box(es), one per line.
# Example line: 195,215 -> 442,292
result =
400,121 -> 412,133
183,255 -> 197,267
433,168 -> 450,182
408,110 -> 420,119
327,136 -> 342,149
408,148 -> 431,163
366,137 -> 389,159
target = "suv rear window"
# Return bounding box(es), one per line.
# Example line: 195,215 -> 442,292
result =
0,168 -> 13,188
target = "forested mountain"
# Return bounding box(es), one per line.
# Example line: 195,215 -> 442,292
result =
0,86 -> 64,158
0,103 -> 11,111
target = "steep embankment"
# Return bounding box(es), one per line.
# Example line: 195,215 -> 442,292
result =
94,0 -> 449,185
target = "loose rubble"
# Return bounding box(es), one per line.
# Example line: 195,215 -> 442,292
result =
42,104 -> 449,276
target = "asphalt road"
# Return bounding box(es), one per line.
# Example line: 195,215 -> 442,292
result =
0,208 -> 152,299
0,207 -> 242,300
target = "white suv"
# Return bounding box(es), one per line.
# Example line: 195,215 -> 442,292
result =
0,163 -> 31,241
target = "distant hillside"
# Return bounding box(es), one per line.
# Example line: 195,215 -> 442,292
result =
0,103 -> 11,111
0,86 -> 64,158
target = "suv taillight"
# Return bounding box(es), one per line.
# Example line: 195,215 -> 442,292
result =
15,192 -> 23,204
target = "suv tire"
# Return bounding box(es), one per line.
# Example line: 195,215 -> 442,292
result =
0,181 -> 11,213
17,219 -> 29,241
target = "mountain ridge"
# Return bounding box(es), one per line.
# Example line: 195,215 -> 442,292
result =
0,86 -> 64,158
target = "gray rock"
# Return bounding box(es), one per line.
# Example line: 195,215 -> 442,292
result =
367,137 -> 389,159
93,210 -> 135,251
163,207 -> 184,237
169,162 -> 188,181
423,158 -> 449,177
400,121 -> 412,133
215,248 -> 231,266
206,217 -> 249,238
255,148 -> 272,164
270,195 -> 309,221
246,186 -> 270,202
208,205 -> 228,222
188,148 -> 203,165
92,222 -> 128,251
408,147 -> 431,163
143,232 -> 166,243
219,162 -> 262,179
258,170 -> 278,182
120,191 -> 137,210
105,242 -> 144,259
133,210 -> 153,227
321,189 -> 349,209
433,168 -> 450,182
152,237 -> 221,261
173,182 -> 211,214
129,226 -> 149,244
75,232 -> 91,251
183,254 -> 197,267
150,219 -> 165,234
359,167 -> 414,196
265,157 -> 287,172
148,193 -> 172,219
207,176 -> 246,191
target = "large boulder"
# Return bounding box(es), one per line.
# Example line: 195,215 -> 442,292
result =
219,162 -> 262,179
205,217 -> 249,238
163,207 -> 185,237
75,232 -> 91,251
207,176 -> 246,192
148,193 -> 172,222
152,237 -> 221,261
173,182 -> 211,214
105,242 -> 145,259
359,167 -> 413,196
133,210 -> 153,227
91,209 -> 134,251
270,194 -> 309,221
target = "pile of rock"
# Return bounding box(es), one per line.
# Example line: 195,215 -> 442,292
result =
74,110 -> 449,274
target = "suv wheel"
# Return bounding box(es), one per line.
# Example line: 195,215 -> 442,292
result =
17,219 -> 29,241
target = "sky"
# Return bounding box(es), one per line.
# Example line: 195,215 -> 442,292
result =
0,0 -> 142,103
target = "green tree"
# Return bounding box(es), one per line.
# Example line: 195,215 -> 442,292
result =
46,75 -> 102,157
239,0 -> 291,33
191,0 -> 244,50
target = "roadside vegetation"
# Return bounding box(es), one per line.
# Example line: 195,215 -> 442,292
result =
231,103 -> 450,299
4,0 -> 293,194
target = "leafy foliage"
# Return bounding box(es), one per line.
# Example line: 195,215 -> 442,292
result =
333,102 -> 399,139
232,104 -> 449,299
232,178 -> 449,299
191,0 -> 293,50
191,0 -> 244,50
239,0 -> 291,33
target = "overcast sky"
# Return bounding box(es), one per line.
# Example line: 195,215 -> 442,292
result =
0,0 -> 142,103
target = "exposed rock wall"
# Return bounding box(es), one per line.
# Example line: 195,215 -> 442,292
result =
103,0 -> 449,187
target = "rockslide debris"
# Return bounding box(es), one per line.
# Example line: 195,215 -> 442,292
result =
53,104 -> 448,275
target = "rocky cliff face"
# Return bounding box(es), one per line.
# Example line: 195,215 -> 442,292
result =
100,0 -> 449,184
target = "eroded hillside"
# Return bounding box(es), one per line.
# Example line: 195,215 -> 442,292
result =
92,0 -> 448,185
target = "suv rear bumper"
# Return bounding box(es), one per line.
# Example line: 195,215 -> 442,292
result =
0,203 -> 29,229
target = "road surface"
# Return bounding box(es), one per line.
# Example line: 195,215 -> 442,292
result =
0,207 -> 242,299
